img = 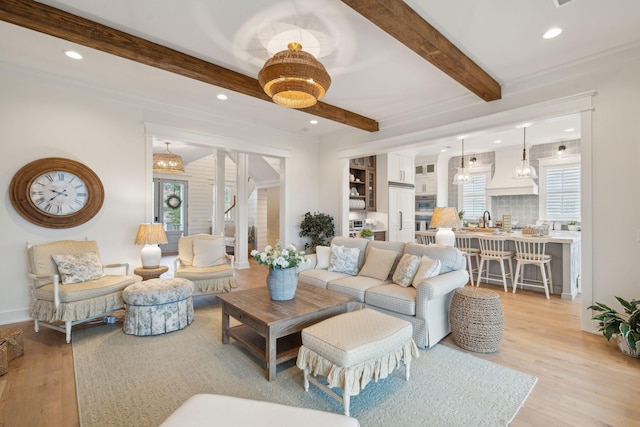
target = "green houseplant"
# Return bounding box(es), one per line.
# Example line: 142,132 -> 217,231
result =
588,296 -> 640,358
299,211 -> 335,252
360,228 -> 374,239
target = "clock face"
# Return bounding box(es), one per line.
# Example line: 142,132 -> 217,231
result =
10,157 -> 104,229
29,171 -> 88,216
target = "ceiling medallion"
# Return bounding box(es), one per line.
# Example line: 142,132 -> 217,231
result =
258,42 -> 331,109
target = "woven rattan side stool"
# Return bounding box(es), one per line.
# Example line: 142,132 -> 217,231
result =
450,287 -> 504,353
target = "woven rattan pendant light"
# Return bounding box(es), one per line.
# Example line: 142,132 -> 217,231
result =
153,142 -> 184,174
258,42 -> 331,109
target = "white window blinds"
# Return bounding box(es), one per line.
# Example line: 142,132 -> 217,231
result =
462,174 -> 487,220
545,165 -> 580,220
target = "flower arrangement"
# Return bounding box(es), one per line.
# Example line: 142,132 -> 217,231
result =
250,241 -> 307,270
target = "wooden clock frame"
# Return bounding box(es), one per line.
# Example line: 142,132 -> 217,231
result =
9,157 -> 105,229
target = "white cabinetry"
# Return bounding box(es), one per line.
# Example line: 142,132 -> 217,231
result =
388,186 -> 415,243
415,175 -> 437,195
387,153 -> 414,184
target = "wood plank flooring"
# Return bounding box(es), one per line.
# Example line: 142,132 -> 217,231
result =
1,260 -> 638,426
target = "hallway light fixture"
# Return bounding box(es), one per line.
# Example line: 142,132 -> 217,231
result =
558,144 -> 566,155
452,139 -> 471,185
513,127 -> 537,179
153,142 -> 184,174
258,42 -> 331,109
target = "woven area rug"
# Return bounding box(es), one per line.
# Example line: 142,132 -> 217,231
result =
73,301 -> 537,427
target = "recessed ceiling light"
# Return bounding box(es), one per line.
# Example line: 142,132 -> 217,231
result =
543,28 -> 563,39
216,94 -> 228,100
494,140 -> 502,144
440,148 -> 447,152
64,50 -> 83,60
309,120 -> 318,124
564,127 -> 575,132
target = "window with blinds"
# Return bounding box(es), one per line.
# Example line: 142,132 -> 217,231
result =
545,165 -> 580,220
462,173 -> 488,220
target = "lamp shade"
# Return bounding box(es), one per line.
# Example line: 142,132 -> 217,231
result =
430,207 -> 459,246
153,142 -> 184,174
258,42 -> 331,109
135,223 -> 168,268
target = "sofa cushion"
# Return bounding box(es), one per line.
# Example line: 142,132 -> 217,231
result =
403,243 -> 465,273
315,245 -> 331,269
358,247 -> 397,281
328,245 -> 360,276
392,253 -> 421,287
52,252 -> 104,285
192,238 -> 226,268
299,269 -> 350,289
329,237 -> 370,270
365,284 -> 416,316
328,275 -> 389,302
412,256 -> 442,286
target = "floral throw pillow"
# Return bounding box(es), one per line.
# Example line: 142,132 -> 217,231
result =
52,252 -> 104,285
392,253 -> 421,287
328,244 -> 360,276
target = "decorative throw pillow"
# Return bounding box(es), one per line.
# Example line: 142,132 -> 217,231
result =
392,253 -> 421,287
359,247 -> 398,280
412,256 -> 442,287
327,244 -> 360,276
315,245 -> 331,269
192,238 -> 226,268
52,252 -> 104,285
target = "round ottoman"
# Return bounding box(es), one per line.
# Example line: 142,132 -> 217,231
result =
450,287 -> 504,353
123,278 -> 195,336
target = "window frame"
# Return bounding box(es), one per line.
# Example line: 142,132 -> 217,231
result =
457,164 -> 491,221
538,154 -> 581,222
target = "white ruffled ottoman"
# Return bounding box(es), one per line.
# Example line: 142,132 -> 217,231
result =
296,308 -> 419,416
123,278 -> 194,336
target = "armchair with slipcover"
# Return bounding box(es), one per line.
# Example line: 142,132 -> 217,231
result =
173,234 -> 236,295
26,239 -> 139,343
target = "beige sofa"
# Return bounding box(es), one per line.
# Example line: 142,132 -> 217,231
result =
298,236 -> 469,348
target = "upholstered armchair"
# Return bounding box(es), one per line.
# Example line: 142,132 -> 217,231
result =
26,239 -> 139,343
173,234 -> 236,295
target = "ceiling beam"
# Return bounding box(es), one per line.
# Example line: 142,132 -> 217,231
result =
0,0 -> 379,132
342,0 -> 501,102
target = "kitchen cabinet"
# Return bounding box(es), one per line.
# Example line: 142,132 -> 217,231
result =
388,185 -> 415,243
415,175 -> 437,195
349,156 -> 376,211
387,153 -> 414,184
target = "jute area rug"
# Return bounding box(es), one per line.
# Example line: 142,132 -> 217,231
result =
73,300 -> 537,427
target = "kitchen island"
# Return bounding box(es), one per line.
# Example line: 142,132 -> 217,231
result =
416,229 -> 581,300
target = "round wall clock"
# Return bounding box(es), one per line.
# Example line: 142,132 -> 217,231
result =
9,157 -> 105,229
166,194 -> 182,209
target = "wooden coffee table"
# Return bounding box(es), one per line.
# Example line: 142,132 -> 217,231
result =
217,283 -> 356,381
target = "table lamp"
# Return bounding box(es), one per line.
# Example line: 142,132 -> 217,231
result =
135,223 -> 168,268
430,207 -> 459,246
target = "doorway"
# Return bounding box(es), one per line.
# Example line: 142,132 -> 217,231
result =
154,178 -> 188,254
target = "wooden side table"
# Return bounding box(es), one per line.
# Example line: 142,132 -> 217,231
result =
134,265 -> 169,281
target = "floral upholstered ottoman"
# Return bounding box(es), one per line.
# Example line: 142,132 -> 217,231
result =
123,278 -> 194,336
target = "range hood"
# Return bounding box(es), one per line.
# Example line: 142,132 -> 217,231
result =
486,147 -> 538,196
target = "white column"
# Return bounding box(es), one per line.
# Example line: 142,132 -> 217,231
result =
235,153 -> 249,268
214,151 -> 226,236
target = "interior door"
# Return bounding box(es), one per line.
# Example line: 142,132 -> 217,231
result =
154,178 -> 188,254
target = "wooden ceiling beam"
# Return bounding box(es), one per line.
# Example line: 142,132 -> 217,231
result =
342,0 -> 501,102
0,0 -> 379,132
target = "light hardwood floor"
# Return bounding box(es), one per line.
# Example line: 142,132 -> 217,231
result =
1,260 -> 638,427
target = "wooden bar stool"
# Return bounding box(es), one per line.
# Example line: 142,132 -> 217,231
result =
455,235 -> 480,286
476,234 -> 514,292
416,232 -> 435,245
512,236 -> 553,299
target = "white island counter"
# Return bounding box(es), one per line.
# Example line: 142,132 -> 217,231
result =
416,229 -> 581,300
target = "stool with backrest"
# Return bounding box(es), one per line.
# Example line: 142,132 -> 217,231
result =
476,234 -> 514,292
455,235 -> 480,286
416,233 -> 435,245
512,236 -> 553,299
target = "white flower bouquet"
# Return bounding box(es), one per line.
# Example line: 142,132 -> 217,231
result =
250,240 -> 306,270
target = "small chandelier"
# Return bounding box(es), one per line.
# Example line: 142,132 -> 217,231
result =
452,139 -> 471,185
258,42 -> 331,109
153,142 -> 184,174
513,127 -> 537,179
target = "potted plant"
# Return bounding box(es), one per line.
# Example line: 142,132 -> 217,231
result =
588,296 -> 640,358
299,211 -> 335,252
250,241 -> 307,300
567,221 -> 579,231
360,228 -> 374,240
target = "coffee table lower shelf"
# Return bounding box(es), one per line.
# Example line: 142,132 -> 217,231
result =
228,324 -> 302,366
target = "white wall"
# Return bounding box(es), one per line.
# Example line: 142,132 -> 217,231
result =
0,64 -> 321,324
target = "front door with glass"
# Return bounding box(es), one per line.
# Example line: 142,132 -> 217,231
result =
154,178 -> 188,254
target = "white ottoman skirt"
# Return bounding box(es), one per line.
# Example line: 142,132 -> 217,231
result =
123,278 -> 195,336
296,308 -> 419,416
